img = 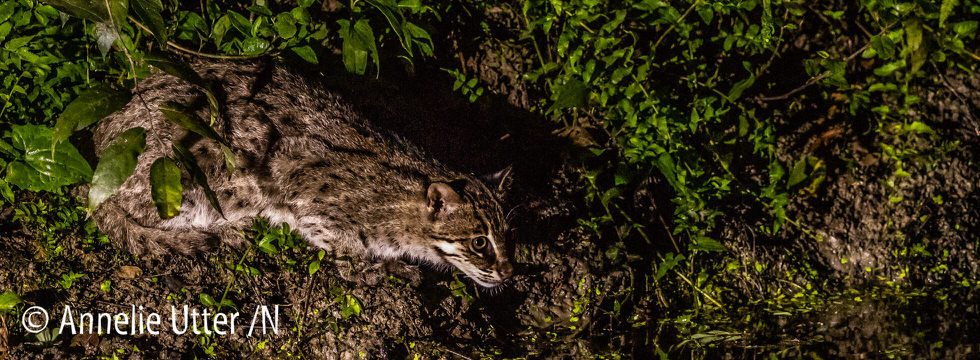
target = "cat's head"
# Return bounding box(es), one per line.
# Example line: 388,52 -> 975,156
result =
424,170 -> 513,288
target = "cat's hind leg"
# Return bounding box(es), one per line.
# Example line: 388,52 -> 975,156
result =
93,197 -> 218,255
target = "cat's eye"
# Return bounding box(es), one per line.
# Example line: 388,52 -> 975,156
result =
471,236 -> 489,252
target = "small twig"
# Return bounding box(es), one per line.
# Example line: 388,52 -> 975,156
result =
756,41 -> 871,102
652,0 -> 703,54
757,21 -> 899,102
673,269 -> 724,309
649,194 -> 681,253
443,348 -> 474,360
129,17 -> 274,60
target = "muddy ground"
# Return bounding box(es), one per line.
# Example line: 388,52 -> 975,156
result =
2,2 -> 980,359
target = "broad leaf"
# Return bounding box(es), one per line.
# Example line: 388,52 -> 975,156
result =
241,37 -> 270,55
53,83 -> 131,144
547,78 -> 588,113
7,124 -> 93,192
870,35 -> 895,60
88,127 -> 146,210
693,236 -> 727,252
403,22 -> 433,56
94,22 -> 119,56
226,10 -> 251,35
43,0 -> 128,28
341,294 -> 362,318
172,143 -> 223,216
149,156 -> 182,219
159,102 -> 227,146
0,291 -> 21,313
727,73 -> 755,101
212,15 -> 231,47
940,0 -> 957,27
131,0 -> 167,48
274,12 -> 297,39
905,19 -> 925,74
874,60 -> 905,77
787,158 -> 807,187
290,45 -> 318,64
338,19 -> 379,75
0,178 -> 14,203
159,102 -> 236,175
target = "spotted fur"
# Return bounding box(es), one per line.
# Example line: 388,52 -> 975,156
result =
91,61 -> 513,287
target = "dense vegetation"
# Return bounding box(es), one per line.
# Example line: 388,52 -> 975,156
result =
1,0 -> 978,357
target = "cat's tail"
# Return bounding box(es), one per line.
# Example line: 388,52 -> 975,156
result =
93,198 -> 217,256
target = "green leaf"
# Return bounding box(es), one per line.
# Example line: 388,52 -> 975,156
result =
199,293 -> 216,307
365,0 -> 406,52
403,22 -> 433,56
212,15 -> 231,47
689,109 -> 700,132
274,12 -> 297,39
904,121 -> 934,134
5,162 -> 48,192
940,0 -> 958,27
338,18 -> 379,75
150,157 -> 182,219
873,59 -> 905,77
341,294 -> 362,318
0,179 -> 14,203
159,102 -> 227,146
905,19 -> 925,74
0,2 -> 16,24
787,158 -> 807,187
290,45 -> 318,64
246,5 -> 273,16
0,140 -> 13,155
0,291 -> 21,313
43,0 -> 128,28
952,21 -> 978,36
693,236 -> 727,252
7,124 -> 93,192
241,37 -> 270,55
94,22 -> 119,56
547,77 -> 589,113
89,127 -> 146,210
172,143 -> 223,216
870,35 -> 895,60
53,83 -> 132,144
308,260 -> 320,275
131,0 -> 167,48
226,10 -> 251,35
220,144 -> 236,176
727,73 -> 755,101
3,35 -> 33,51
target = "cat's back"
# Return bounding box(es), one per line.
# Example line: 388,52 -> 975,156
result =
94,61 -> 371,157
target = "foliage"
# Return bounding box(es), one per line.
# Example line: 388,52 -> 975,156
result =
2,0 -> 979,356
0,0 -> 437,218
3,123 -> 92,192
517,0 -> 979,352
522,0 -> 977,238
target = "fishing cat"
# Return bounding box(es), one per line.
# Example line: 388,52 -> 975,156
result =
91,61 -> 513,287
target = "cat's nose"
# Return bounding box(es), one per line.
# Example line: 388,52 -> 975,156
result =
496,262 -> 513,279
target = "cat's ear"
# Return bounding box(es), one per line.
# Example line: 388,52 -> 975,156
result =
480,166 -> 513,194
427,182 -> 462,219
